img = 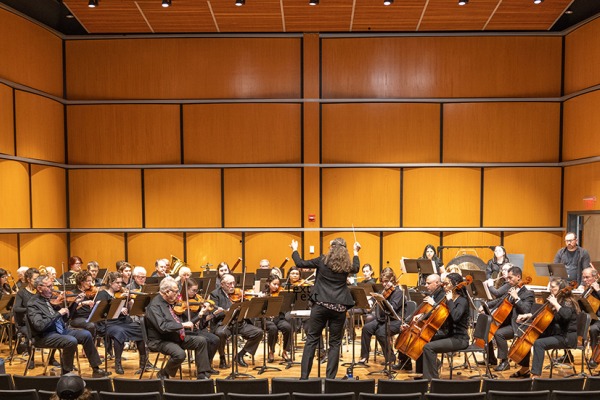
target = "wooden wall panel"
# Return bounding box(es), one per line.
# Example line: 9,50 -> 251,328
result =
0,234 -> 19,276
184,104 -> 301,164
128,233 -> 184,270
441,232 -> 499,266
444,103 -> 561,163
65,38 -> 301,100
403,168 -> 481,227
69,169 -> 142,228
0,160 -> 30,228
19,233 -> 67,269
322,36 -> 561,98
303,167 -> 321,250
322,168 -> 400,228
0,9 -> 63,97
322,103 -> 440,163
483,168 -> 561,227
245,232 -> 302,273
15,91 -> 64,163
322,231 -> 381,274
70,233 -> 125,270
383,232 -> 441,286
565,18 -> 600,94
67,105 -> 180,164
145,169 -> 221,228
224,169 -> 301,228
504,231 -> 563,286
563,91 -> 600,161
187,232 -> 242,271
0,84 -> 14,155
31,166 -> 66,228
564,163 -> 600,223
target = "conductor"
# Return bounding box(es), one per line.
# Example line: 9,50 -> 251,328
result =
291,238 -> 360,379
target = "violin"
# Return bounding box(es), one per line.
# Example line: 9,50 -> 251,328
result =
50,290 -> 79,306
84,286 -> 99,299
173,295 -> 216,315
229,288 -> 244,302
114,290 -> 147,299
383,285 -> 396,299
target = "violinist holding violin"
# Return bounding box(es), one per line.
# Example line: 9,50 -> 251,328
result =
357,267 -> 405,367
262,274 -> 292,362
69,271 -> 98,338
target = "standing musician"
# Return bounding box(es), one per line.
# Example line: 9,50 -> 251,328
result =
422,272 -> 470,380
291,238 -> 361,379
419,244 -> 445,284
484,266 -> 534,371
145,276 -> 212,380
86,261 -> 103,286
510,278 -> 579,378
582,267 -> 600,368
60,256 -> 83,285
27,275 -> 109,377
209,273 -> 263,369
262,274 -> 292,362
69,271 -> 98,338
176,278 -> 220,373
357,267 -> 405,366
554,232 -> 591,287
95,272 -> 149,375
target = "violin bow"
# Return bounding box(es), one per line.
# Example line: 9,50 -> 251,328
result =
61,262 -> 67,309
184,277 -> 191,323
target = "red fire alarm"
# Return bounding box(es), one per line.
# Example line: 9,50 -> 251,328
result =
308,214 -> 316,222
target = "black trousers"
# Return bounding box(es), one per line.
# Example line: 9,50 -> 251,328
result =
70,317 -> 97,338
149,335 -> 211,377
360,319 -> 401,363
422,336 -> 468,380
35,328 -> 101,373
215,320 -> 262,358
190,329 -> 220,363
266,319 -> 292,353
300,304 -> 346,379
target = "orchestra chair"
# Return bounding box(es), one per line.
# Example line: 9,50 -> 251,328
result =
139,316 -> 181,380
215,378 -> 269,397
163,394 -> 226,400
429,378 -> 482,394
38,390 -> 58,400
98,391 -> 162,400
425,393 -> 485,400
13,375 -> 60,391
377,378 -> 429,395
164,378 -> 216,394
551,390 -> 600,400
0,389 -> 40,400
293,392 -> 354,400
271,378 -> 322,394
229,393 -> 291,400
325,378 -> 376,398
444,313 -> 493,379
548,313 -> 591,378
481,377 -> 532,392
487,390 -> 550,400
83,377 -> 114,392
0,373 -> 14,390
359,393 -> 423,400
112,377 -> 163,394
585,376 -> 600,390
531,377 -> 585,392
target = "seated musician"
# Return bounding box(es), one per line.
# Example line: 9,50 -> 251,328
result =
361,264 -> 377,284
145,276 -> 212,380
175,266 -> 192,289
45,266 -> 62,286
177,278 -> 220,373
95,272 -> 150,375
13,266 -> 29,292
422,272 -> 470,380
209,273 -> 263,369
0,268 -> 12,295
286,267 -> 302,287
357,267 -> 405,366
484,262 -> 512,298
215,262 -> 230,288
117,261 -> 132,287
127,266 -> 147,291
27,275 -> 109,377
86,261 -> 103,286
59,256 -> 83,285
262,274 -> 292,362
511,278 -> 579,378
151,259 -> 168,278
69,271 -> 98,338
581,267 -> 600,368
485,265 -> 534,371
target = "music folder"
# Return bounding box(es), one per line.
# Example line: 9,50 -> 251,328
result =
370,292 -> 400,321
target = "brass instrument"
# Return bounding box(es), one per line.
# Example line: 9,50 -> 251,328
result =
170,255 -> 189,276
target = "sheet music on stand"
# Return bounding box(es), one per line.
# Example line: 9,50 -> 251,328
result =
221,302 -> 244,327
370,293 -> 401,321
469,280 -> 492,300
86,299 -> 113,323
533,262 -> 568,280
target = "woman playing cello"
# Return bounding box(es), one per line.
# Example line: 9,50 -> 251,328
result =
509,278 -> 579,378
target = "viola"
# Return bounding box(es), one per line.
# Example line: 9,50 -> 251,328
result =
173,295 -> 216,315
508,280 -> 578,364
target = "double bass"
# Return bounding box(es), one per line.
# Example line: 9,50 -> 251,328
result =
474,276 -> 532,349
395,275 -> 472,360
508,280 -> 578,363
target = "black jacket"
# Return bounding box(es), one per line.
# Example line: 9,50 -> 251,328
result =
145,294 -> 186,344
27,294 -> 67,338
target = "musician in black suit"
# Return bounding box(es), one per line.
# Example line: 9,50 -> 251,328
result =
291,237 -> 361,379
27,275 -> 109,377
485,265 -> 534,371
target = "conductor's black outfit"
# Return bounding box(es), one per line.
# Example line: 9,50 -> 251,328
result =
292,250 -> 360,379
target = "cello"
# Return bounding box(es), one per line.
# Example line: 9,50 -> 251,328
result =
475,276 -> 532,348
508,280 -> 578,364
395,275 -> 472,360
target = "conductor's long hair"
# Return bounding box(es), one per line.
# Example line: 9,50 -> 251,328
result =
324,238 -> 353,273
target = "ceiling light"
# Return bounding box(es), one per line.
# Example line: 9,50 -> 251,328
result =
235,0 -> 245,6
162,0 -> 172,7
88,0 -> 98,7
309,0 -> 319,5
384,0 -> 393,5
458,0 -> 468,5
533,0 -> 543,4
565,9 -> 573,14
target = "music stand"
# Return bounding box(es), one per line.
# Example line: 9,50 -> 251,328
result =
280,290 -> 310,369
223,301 -> 253,379
129,294 -> 155,317
252,296 -> 284,374
142,284 -> 160,294
343,286 -> 371,375
534,263 -> 568,280
0,294 -> 15,358
367,292 -> 400,379
255,269 -> 272,280
469,280 -> 492,301
86,299 -> 113,372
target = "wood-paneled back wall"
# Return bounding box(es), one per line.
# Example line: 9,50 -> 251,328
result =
1,8 -> 600,284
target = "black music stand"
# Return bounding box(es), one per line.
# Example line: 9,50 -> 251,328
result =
469,280 -> 492,301
129,294 -> 155,317
87,299 -> 114,372
367,292 -> 400,379
342,286 -> 371,376
534,262 -> 568,280
280,290 -> 310,369
252,296 -> 284,374
222,302 -> 254,380
404,259 -> 436,286
0,294 -> 15,358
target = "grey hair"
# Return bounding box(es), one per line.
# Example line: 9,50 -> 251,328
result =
159,276 -> 178,293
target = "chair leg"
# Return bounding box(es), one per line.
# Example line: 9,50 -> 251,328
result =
23,346 -> 36,376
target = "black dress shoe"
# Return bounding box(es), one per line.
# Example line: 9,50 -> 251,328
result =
236,354 -> 248,368
197,372 -> 210,380
392,361 -> 413,371
510,369 -> 531,378
156,369 -> 169,380
590,360 -> 598,369
209,368 -> 220,375
477,359 -> 497,366
50,358 -> 61,367
495,360 -> 510,371
219,359 -> 230,369
92,368 -> 111,378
